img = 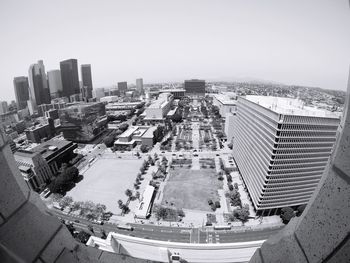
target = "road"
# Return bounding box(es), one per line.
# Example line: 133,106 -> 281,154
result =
50,209 -> 283,244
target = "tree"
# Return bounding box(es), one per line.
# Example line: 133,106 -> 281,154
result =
103,135 -> 115,147
117,199 -> 123,209
233,204 -> 250,223
228,142 -> 233,149
155,206 -> 168,220
59,196 -> 73,209
119,123 -> 129,132
125,189 -> 133,198
297,204 -> 307,216
140,144 -> 148,153
280,207 -> 295,224
87,224 -> 94,233
76,231 -> 91,244
234,182 -> 239,190
172,113 -> 182,123
71,201 -> 83,211
135,191 -> 140,201
100,228 -> 107,239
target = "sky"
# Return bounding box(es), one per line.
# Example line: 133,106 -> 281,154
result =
0,0 -> 349,102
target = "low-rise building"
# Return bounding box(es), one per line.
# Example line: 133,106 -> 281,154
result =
14,138 -> 77,191
135,185 -> 155,219
114,126 -> 157,150
144,93 -> 173,121
212,93 -> 237,117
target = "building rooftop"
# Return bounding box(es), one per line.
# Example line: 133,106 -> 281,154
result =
119,126 -> 139,138
142,126 -> 157,138
15,138 -> 74,160
245,95 -> 341,118
213,93 -> 237,105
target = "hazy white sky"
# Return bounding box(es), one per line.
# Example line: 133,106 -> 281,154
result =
0,0 -> 349,101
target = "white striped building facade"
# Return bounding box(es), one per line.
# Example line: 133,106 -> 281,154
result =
233,96 -> 340,214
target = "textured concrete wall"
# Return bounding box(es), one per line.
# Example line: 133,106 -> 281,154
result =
249,70 -> 350,263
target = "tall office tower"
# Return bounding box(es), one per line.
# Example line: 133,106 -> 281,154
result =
13,76 -> 30,110
233,95 -> 340,215
118,81 -> 128,94
81,64 -> 93,100
0,101 -> 8,114
136,78 -> 144,93
47,70 -> 63,99
184,79 -> 206,97
28,60 -> 51,108
60,59 -> 80,99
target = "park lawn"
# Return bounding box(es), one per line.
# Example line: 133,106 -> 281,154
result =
68,158 -> 142,214
161,167 -> 223,211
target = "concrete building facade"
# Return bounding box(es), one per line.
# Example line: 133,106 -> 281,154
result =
233,95 -> 340,214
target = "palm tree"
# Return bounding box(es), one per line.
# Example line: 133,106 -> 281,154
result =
135,191 -> 140,201
125,189 -> 133,198
117,199 -> 123,208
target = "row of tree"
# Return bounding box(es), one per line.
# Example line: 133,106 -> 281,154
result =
48,165 -> 80,194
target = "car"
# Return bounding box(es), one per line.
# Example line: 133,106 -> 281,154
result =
172,153 -> 176,156
74,220 -> 80,223
193,154 -> 198,157
216,154 -> 220,156
161,151 -> 165,153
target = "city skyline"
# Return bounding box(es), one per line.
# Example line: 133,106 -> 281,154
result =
0,0 -> 350,102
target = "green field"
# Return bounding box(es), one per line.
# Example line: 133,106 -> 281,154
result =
161,167 -> 223,211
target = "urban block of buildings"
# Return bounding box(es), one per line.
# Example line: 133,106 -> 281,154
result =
58,102 -> 107,143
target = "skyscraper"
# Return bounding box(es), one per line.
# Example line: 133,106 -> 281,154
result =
47,70 -> 63,99
28,60 -> 51,107
136,78 -> 143,93
13,76 -> 30,110
60,59 -> 80,99
233,95 -> 340,215
118,82 -> 128,94
81,64 -> 93,100
0,101 -> 8,114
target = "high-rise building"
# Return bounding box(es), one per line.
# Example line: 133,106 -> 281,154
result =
233,95 -> 341,215
136,78 -> 143,93
81,64 -> 93,100
60,59 -> 80,99
13,76 -> 30,110
28,60 -> 51,107
47,70 -> 63,99
184,79 -> 206,97
118,81 -> 128,94
0,101 -> 8,114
